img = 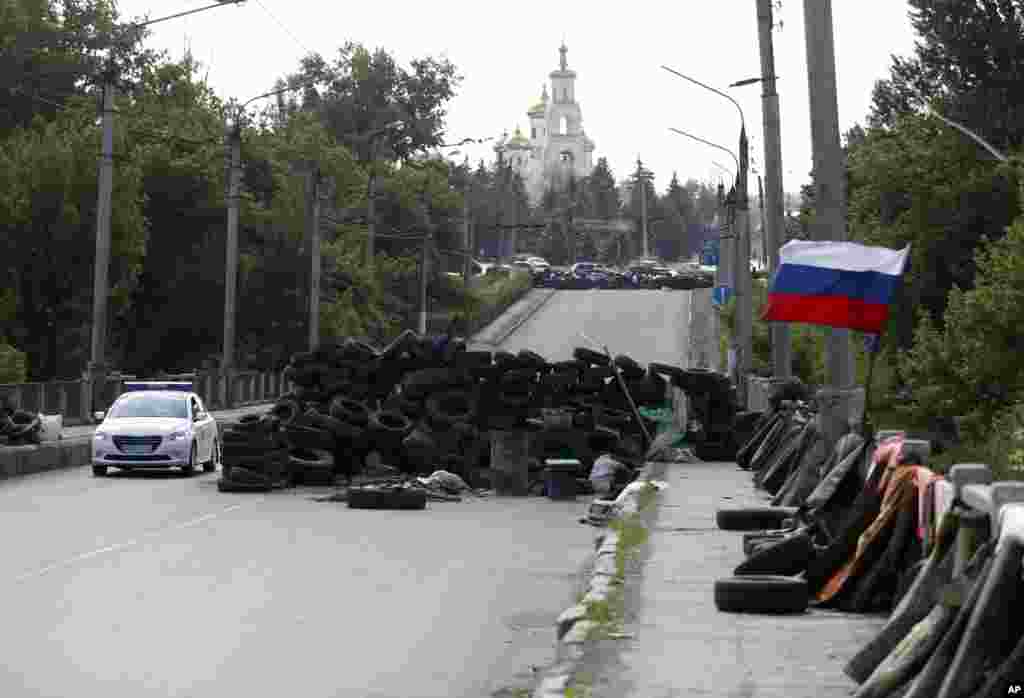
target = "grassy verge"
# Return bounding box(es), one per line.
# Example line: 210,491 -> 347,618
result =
425,271 -> 533,336
578,482 -> 659,636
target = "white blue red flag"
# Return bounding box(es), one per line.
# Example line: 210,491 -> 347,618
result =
762,240 -> 910,334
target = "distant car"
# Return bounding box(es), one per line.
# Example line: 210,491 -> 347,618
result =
91,382 -> 220,477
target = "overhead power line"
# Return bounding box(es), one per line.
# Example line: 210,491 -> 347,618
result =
253,0 -> 317,57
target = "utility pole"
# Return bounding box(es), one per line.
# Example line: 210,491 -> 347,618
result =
758,175 -> 767,268
308,167 -> 322,351
735,127 -> 753,406
88,65 -> 115,416
419,230 -> 430,335
462,181 -> 472,283
804,0 -> 857,438
638,159 -> 649,258
222,118 -> 242,380
757,0 -> 793,379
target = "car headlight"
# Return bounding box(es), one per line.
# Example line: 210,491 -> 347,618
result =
167,431 -> 188,441
94,431 -> 108,441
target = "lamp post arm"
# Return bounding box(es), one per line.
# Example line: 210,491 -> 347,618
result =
661,65 -> 745,131
927,109 -> 1008,163
669,127 -> 740,173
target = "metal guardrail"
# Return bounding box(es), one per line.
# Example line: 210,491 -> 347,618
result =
0,369 -> 291,425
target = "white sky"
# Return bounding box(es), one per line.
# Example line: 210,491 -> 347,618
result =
114,0 -> 919,197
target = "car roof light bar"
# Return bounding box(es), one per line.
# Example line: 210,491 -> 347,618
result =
122,382 -> 193,393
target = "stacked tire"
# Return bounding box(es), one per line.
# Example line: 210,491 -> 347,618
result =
221,338 -> 691,490
218,414 -> 292,492
0,409 -> 42,445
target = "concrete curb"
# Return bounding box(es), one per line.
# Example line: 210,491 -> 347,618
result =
0,404 -> 274,482
532,463 -> 661,698
470,289 -> 559,348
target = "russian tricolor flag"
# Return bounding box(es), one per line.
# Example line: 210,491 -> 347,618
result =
762,241 -> 910,334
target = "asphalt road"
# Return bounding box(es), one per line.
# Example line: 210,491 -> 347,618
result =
0,290 -> 692,698
481,289 -> 692,367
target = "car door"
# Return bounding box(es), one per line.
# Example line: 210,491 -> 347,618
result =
195,395 -> 216,460
188,396 -> 208,461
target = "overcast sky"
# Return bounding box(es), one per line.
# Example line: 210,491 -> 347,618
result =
115,0 -> 919,197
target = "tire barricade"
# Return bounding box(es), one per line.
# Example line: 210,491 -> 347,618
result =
0,408 -> 43,445
216,334 -> 741,496
713,379 -> 1024,697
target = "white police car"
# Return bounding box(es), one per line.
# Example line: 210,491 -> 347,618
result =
91,382 -> 220,477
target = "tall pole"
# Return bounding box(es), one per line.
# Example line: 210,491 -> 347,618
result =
735,127 -> 753,405
758,175 -> 767,268
804,0 -> 853,390
462,183 -> 472,283
222,120 -> 241,374
757,0 -> 792,379
308,168 -> 321,351
418,232 -> 430,335
639,159 -> 649,258
89,66 -> 116,414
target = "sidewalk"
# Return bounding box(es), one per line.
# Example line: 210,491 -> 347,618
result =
588,461 -> 886,697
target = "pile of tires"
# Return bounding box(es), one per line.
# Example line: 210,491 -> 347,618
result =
0,409 -> 42,445
221,335 -> 694,490
217,413 -> 290,491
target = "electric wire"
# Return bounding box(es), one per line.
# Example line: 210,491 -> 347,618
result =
253,0 -> 317,57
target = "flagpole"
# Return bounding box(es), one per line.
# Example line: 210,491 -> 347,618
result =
861,333 -> 880,441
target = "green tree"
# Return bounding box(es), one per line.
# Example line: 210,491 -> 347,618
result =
584,157 -> 619,219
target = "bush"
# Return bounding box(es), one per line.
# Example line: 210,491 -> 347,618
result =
900,214 -> 1024,437
0,343 -> 28,383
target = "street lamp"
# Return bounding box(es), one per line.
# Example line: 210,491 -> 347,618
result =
662,64 -> 753,403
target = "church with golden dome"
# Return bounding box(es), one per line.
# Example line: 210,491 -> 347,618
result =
493,43 -> 596,206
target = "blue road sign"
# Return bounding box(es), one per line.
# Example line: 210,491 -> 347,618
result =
712,285 -> 732,306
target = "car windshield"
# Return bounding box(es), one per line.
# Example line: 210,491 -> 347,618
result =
108,394 -> 188,419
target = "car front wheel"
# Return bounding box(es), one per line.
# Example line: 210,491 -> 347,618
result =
92,464 -> 107,477
181,444 -> 197,476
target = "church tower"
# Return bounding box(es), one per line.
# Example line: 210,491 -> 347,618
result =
496,42 -> 596,206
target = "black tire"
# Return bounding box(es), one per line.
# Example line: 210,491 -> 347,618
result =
368,409 -> 413,438
573,346 -> 610,366
233,413 -> 266,431
648,363 -> 684,383
294,409 -> 362,442
734,530 -> 815,576
383,395 -> 425,420
425,391 -> 475,429
454,350 -> 493,369
596,407 -> 633,430
92,464 -> 107,477
501,368 -> 538,385
551,359 -> 586,377
716,506 -> 799,531
348,487 -> 427,510
402,368 -> 471,400
340,339 -> 379,363
222,448 -> 290,469
713,576 -> 808,614
221,429 -> 287,451
294,386 -> 327,404
613,355 -> 645,381
742,531 -> 789,557
328,396 -> 371,426
583,366 -> 616,381
493,350 -> 517,366
283,425 -> 335,451
289,447 -> 334,469
270,398 -> 301,425
517,350 -> 548,370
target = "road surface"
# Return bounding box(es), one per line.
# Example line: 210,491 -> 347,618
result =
480,288 -> 692,367
0,289 -> 692,698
